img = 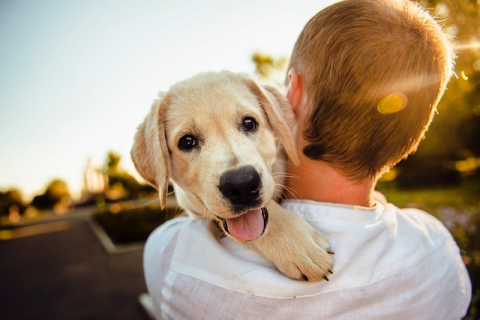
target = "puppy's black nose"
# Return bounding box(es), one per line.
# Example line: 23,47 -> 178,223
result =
219,166 -> 261,209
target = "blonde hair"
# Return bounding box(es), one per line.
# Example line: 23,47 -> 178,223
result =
288,0 -> 454,180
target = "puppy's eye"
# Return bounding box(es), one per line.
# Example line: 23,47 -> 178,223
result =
242,117 -> 258,132
178,135 -> 197,151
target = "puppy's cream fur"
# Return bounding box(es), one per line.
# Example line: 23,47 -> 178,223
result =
132,71 -> 333,281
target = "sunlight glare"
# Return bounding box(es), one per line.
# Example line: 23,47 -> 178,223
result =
454,42 -> 480,51
377,93 -> 407,114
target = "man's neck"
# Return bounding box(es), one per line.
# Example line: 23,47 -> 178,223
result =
285,155 -> 376,208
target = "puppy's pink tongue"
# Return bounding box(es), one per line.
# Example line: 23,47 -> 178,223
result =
225,208 -> 264,242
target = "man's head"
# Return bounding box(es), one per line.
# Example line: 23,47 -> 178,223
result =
287,0 -> 453,180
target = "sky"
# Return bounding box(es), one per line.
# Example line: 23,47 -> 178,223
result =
0,0 -> 337,200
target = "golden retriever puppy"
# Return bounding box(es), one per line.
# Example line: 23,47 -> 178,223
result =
131,71 -> 334,281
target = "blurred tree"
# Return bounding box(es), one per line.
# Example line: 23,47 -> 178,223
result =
252,52 -> 289,84
396,0 -> 480,186
104,151 -> 156,199
30,179 -> 71,210
106,151 -> 121,175
0,189 -> 25,216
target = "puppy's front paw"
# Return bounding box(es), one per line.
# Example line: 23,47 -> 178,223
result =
253,202 -> 334,281
275,222 -> 334,281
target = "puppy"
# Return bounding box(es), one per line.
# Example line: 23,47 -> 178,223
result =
131,71 -> 334,281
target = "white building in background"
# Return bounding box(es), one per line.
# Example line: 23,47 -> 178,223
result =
81,158 -> 106,200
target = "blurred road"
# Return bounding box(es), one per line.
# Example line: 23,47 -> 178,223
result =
0,213 -> 150,320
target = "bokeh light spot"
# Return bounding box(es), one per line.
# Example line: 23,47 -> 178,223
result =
377,93 -> 407,114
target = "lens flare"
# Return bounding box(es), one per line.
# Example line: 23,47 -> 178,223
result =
454,42 -> 480,51
377,92 -> 407,114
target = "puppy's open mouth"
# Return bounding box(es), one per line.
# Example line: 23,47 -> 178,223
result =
220,207 -> 268,242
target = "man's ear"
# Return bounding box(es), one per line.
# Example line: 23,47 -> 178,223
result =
131,94 -> 172,208
241,77 -> 300,166
286,68 -> 304,115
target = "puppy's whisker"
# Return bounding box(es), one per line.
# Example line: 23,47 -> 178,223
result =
133,198 -> 160,209
272,187 -> 283,200
175,205 -> 184,218
202,205 -> 214,221
271,170 -> 298,177
273,183 -> 287,199
272,172 -> 299,179
278,183 -> 301,200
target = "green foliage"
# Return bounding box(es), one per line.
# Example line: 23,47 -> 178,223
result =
396,154 -> 461,188
0,189 -> 25,216
397,0 -> 480,187
105,151 -> 121,175
252,52 -> 289,84
94,205 -> 181,244
30,179 -> 70,210
104,151 -> 156,199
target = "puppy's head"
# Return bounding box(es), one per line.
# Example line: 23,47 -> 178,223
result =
131,71 -> 298,241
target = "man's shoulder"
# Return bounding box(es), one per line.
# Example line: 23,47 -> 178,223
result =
283,199 -> 461,281
392,205 -> 455,245
143,217 -> 215,289
148,216 -> 199,238
385,204 -> 466,281
145,216 -> 209,255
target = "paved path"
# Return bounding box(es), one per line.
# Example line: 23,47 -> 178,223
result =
0,214 -> 150,320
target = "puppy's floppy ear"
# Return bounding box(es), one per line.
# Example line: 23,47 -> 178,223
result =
131,94 -> 172,208
242,78 -> 300,166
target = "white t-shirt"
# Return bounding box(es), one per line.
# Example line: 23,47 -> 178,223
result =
144,200 -> 471,320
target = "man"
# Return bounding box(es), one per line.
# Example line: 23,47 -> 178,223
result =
144,0 -> 471,318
